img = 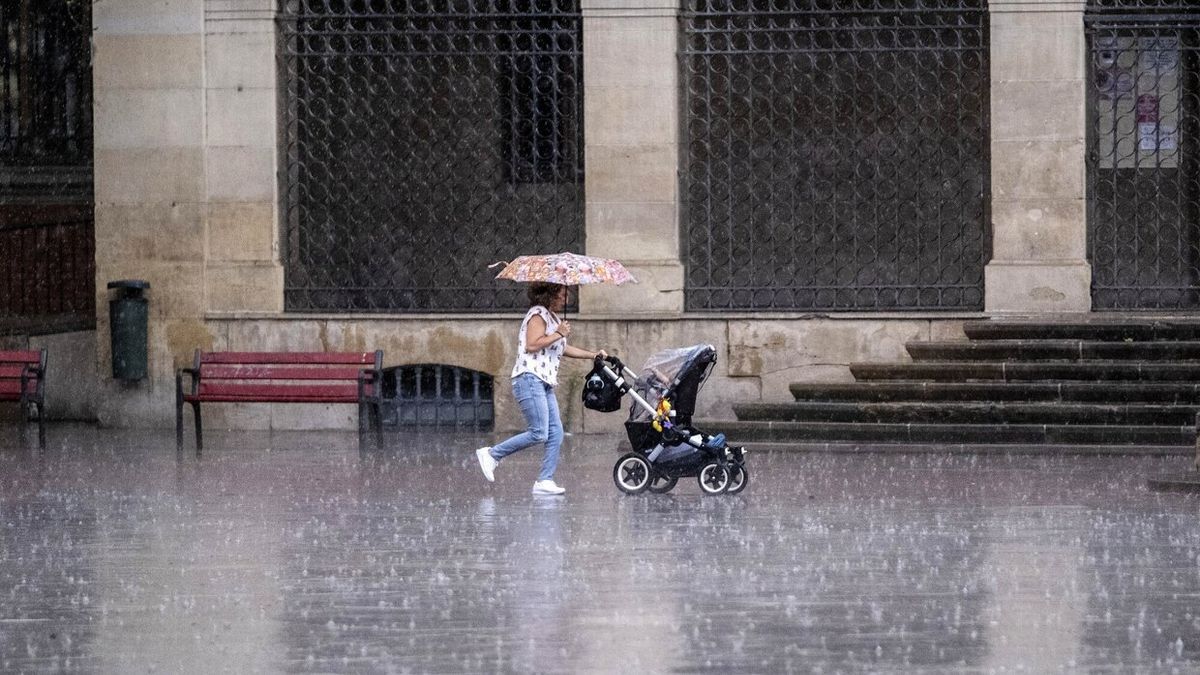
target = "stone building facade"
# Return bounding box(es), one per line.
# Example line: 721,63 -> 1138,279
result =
12,0 -> 1193,434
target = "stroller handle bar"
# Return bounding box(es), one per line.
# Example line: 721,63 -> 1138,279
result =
594,355 -> 662,422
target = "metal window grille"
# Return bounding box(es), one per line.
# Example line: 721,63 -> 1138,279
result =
381,364 -> 494,430
0,0 -> 91,171
0,0 -> 94,333
681,0 -> 990,311
1086,1 -> 1200,310
279,0 -> 584,313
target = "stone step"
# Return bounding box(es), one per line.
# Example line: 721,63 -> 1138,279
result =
738,441 -> 1190,456
850,361 -> 1200,382
706,419 -> 1195,446
962,319 -> 1200,342
735,401 -> 1199,425
789,381 -> 1200,403
906,340 -> 1200,362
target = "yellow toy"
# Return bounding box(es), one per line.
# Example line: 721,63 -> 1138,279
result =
651,397 -> 673,432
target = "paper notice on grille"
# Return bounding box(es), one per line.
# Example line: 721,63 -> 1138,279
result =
1139,123 -> 1158,152
1139,37 -> 1179,72
1159,122 -> 1178,152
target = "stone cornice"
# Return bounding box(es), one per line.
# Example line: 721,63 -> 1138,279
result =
205,1 -> 274,32
581,0 -> 680,18
988,0 -> 1086,12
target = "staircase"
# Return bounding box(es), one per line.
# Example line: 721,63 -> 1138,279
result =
719,318 -> 1200,453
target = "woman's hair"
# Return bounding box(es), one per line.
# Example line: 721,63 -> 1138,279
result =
528,282 -> 565,308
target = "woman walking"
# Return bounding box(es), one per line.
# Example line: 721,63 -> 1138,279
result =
476,282 -> 607,495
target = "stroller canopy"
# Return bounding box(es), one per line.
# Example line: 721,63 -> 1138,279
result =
629,344 -> 717,423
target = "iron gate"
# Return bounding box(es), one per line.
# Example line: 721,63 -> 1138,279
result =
279,0 -> 584,313
0,0 -> 94,333
681,0 -> 990,311
1087,1 -> 1200,310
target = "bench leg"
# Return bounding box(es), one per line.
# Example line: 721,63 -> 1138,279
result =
373,403 -> 383,447
19,399 -> 30,446
192,402 -> 203,454
176,393 -> 184,451
358,403 -> 374,446
357,403 -> 383,450
357,402 -> 366,439
35,402 -> 45,449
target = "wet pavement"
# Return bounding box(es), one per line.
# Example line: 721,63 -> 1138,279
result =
2,426 -> 1200,673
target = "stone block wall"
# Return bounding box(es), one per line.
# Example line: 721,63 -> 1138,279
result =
79,0 -> 1083,432
193,316 -> 964,435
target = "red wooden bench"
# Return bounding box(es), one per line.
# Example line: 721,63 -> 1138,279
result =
0,349 -> 47,447
175,350 -> 384,451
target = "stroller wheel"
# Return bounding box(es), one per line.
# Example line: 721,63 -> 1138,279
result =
697,462 -> 730,495
613,453 -> 652,494
648,473 -> 678,494
726,464 -> 749,495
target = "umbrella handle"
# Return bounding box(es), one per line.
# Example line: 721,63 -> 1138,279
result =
487,261 -> 509,269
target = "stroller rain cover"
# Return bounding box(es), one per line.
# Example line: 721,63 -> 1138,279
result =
628,344 -> 716,423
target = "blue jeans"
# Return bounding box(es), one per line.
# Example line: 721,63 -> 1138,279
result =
490,373 -> 563,482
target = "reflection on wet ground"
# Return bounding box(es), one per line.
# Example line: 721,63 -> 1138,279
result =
2,426 -> 1198,672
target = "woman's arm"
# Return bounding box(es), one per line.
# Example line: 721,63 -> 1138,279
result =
564,344 -> 607,360
525,315 -> 607,359
525,314 -> 565,353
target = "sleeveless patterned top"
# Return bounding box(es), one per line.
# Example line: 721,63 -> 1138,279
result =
511,305 -> 564,386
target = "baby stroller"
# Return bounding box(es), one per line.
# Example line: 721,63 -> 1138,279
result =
582,344 -> 749,495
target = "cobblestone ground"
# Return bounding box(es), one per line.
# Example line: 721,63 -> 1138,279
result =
2,426 -> 1199,673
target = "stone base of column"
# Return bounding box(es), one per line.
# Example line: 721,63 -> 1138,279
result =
984,260 -> 1092,313
579,259 -> 683,315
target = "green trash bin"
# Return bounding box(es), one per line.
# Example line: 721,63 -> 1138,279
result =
108,280 -> 149,381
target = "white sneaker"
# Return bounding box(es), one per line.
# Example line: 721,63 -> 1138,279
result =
532,479 -> 565,496
476,447 -> 497,482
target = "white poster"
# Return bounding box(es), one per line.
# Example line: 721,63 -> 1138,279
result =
1095,35 -> 1180,168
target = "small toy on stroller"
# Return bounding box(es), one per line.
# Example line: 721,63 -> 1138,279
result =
582,344 -> 748,495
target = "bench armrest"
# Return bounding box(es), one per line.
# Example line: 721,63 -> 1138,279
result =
176,367 -> 200,397
22,364 -> 45,399
357,367 -> 382,403
18,369 -> 27,401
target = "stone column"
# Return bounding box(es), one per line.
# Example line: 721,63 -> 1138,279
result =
579,0 -> 684,315
203,0 -> 283,313
93,0 -> 209,424
984,0 -> 1091,313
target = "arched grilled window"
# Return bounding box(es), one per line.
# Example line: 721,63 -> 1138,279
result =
381,364 -> 494,431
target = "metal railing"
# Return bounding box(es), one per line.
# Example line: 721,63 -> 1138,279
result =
0,0 -> 91,167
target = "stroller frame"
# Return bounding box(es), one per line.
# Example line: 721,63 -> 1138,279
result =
591,349 -> 748,495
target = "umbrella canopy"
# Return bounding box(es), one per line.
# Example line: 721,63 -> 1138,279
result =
491,252 -> 637,286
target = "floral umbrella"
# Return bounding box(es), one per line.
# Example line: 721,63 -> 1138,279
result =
490,252 -> 637,286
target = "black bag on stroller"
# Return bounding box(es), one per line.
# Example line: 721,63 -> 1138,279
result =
582,363 -> 623,413
583,344 -> 748,495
